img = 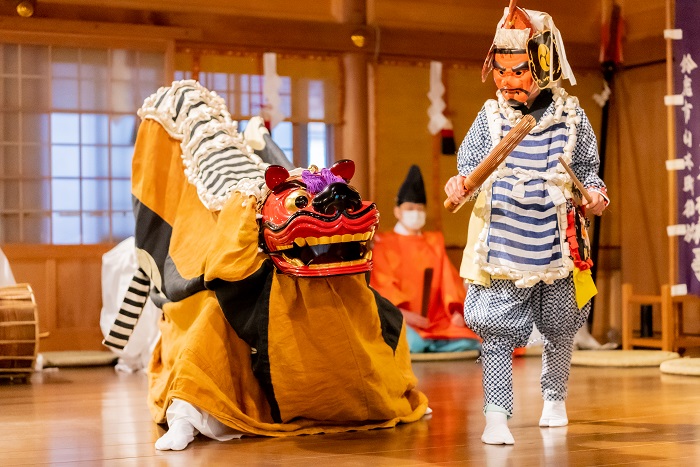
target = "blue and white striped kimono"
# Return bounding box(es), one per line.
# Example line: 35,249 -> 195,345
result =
486,119 -> 567,279
457,88 -> 606,417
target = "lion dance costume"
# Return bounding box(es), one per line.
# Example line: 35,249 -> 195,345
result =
103,80 -> 427,448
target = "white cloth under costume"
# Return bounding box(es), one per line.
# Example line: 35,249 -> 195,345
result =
99,237 -> 160,373
0,248 -> 16,287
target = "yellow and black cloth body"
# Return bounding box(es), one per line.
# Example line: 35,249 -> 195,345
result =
124,82 -> 427,436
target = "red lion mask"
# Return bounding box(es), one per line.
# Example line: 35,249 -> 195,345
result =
259,159 -> 379,277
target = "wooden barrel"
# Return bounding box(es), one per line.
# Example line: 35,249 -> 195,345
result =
0,284 -> 38,380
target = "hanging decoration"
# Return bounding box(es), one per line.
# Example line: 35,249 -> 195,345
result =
262,52 -> 285,130
592,81 -> 612,107
427,61 -> 456,155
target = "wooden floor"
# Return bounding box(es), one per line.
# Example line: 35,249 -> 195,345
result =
2,355 -> 700,466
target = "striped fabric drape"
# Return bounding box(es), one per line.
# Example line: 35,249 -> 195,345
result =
103,268 -> 150,351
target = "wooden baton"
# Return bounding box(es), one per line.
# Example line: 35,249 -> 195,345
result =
557,156 -> 593,204
444,114 -> 536,213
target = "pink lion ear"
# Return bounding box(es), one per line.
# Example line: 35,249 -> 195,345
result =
265,165 -> 289,190
329,159 -> 355,182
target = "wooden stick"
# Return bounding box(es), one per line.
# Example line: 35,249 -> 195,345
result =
444,114 -> 536,213
420,268 -> 434,318
558,156 -> 593,204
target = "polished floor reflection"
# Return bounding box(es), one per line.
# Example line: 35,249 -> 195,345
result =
2,355 -> 700,466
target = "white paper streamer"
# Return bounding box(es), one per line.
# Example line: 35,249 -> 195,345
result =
671,284 -> 688,296
664,29 -> 683,40
427,61 -> 448,135
667,224 -> 688,236
666,159 -> 686,171
665,94 -> 684,106
593,81 -> 611,107
263,52 -> 285,129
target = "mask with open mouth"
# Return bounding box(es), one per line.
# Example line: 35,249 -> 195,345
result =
259,159 -> 379,277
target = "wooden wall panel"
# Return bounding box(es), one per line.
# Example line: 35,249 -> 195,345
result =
439,66 -> 496,247
616,63 -> 667,296
3,245 -> 114,352
620,0 -> 666,43
369,1 -> 499,34
372,63 -> 432,233
9,259 -> 51,331
618,0 -> 666,66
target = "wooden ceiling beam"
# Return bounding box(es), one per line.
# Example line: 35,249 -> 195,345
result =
1,4 -> 601,69
0,15 -> 200,41
373,27 -> 601,70
166,14 -> 602,70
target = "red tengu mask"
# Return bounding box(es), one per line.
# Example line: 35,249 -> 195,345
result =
493,52 -> 536,105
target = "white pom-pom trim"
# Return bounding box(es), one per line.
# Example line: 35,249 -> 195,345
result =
137,80 -> 268,211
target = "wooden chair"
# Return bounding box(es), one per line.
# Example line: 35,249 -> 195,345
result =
622,283 -> 700,352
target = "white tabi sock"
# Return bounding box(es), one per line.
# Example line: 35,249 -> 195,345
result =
539,400 -> 568,427
481,411 -> 515,445
155,418 -> 199,451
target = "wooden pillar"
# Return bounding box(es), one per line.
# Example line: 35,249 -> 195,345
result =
621,283 -> 632,350
665,0 -> 677,294
336,0 -> 370,197
661,284 -> 674,351
341,53 -> 370,197
664,0 -> 678,352
431,134 -> 443,231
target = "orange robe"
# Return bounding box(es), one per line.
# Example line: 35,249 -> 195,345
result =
370,231 -> 479,342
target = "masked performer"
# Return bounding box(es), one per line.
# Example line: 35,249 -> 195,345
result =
371,165 -> 480,353
104,80 -> 428,450
444,3 -> 609,445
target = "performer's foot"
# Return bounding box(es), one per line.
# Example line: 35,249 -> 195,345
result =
539,400 -> 568,427
481,411 -> 514,445
155,419 -> 198,451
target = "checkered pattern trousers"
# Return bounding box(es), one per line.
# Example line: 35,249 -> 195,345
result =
464,275 -> 590,416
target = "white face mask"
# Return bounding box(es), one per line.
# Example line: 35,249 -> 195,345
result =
401,210 -> 426,231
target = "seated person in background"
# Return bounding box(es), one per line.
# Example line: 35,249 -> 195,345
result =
371,165 -> 480,353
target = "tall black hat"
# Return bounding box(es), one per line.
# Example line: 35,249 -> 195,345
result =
396,165 -> 427,206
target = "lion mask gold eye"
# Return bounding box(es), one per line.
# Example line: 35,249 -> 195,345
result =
285,189 -> 310,212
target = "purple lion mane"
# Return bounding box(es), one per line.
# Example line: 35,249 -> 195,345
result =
301,168 -> 346,195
